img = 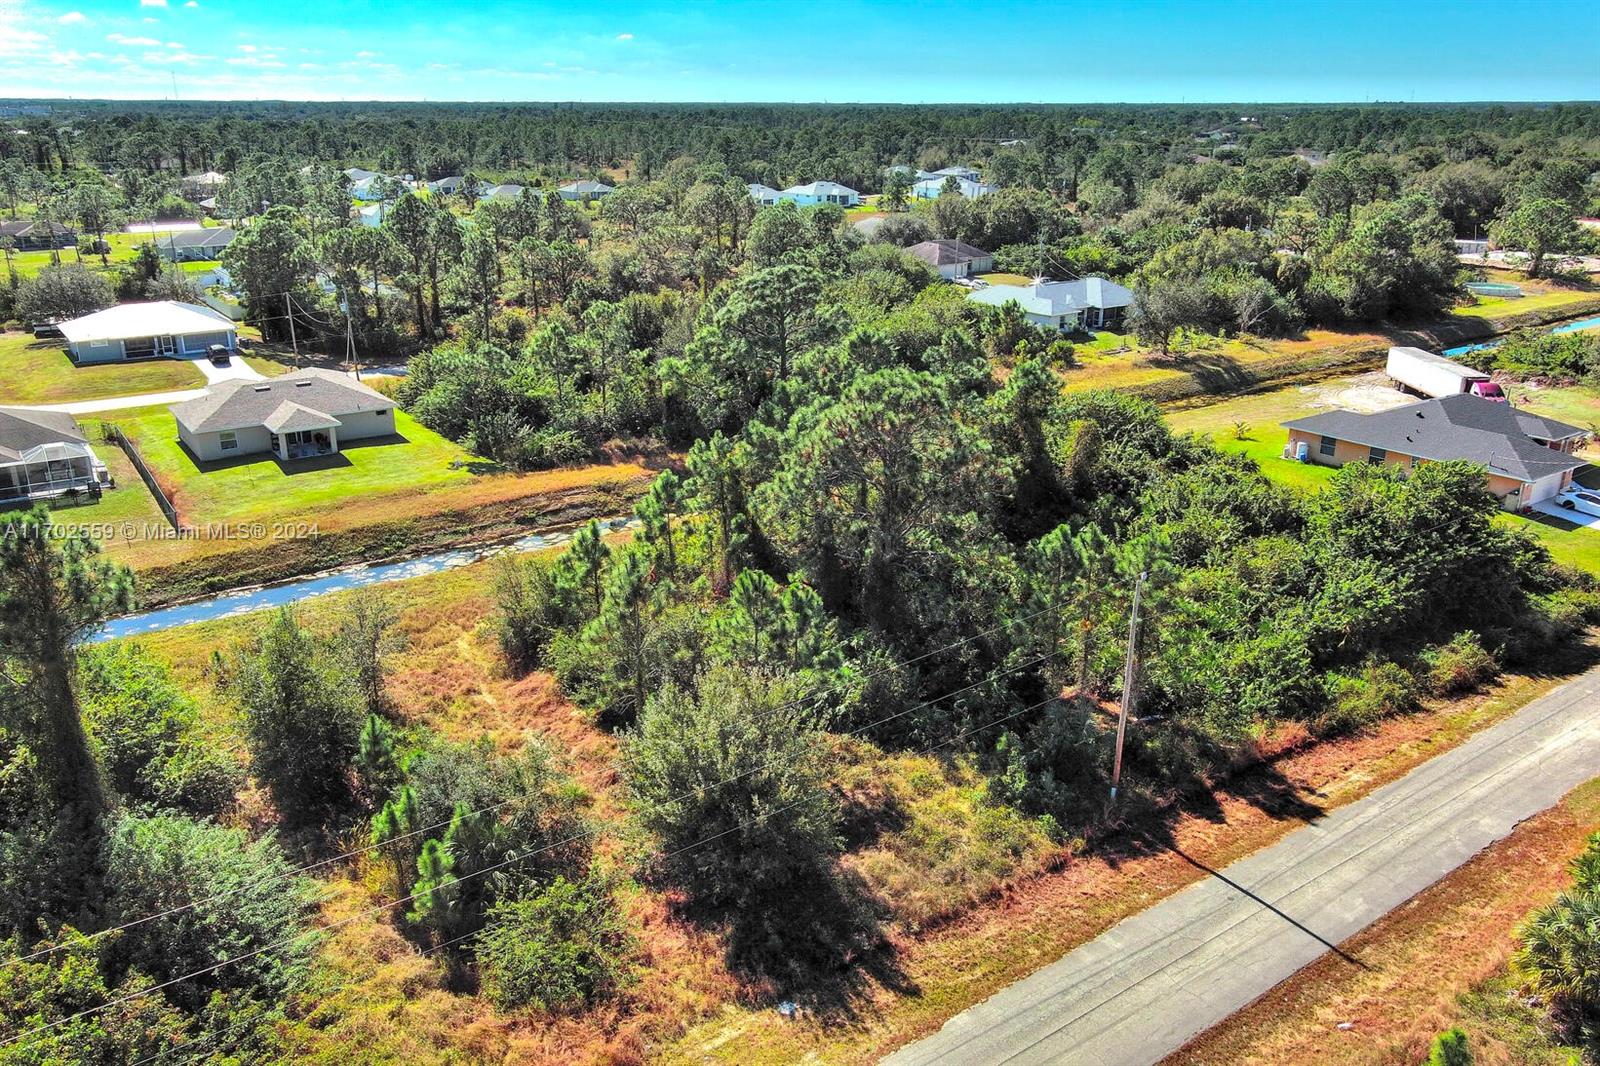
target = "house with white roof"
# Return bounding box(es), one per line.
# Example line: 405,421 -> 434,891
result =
966,277 -> 1136,331
59,301 -> 237,363
778,181 -> 861,207
918,165 -> 982,183
0,407 -> 109,504
559,179 -> 613,202
358,203 -> 389,228
748,183 -> 783,206
481,183 -> 527,202
170,368 -> 397,463
913,176 -> 997,200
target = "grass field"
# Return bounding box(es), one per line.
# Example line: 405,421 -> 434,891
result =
42,445 -> 171,551
6,231 -> 157,281
0,331 -> 206,403
1453,268 -> 1599,320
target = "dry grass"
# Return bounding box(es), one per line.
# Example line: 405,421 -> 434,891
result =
1163,777 -> 1600,1066
657,641 -> 1598,1065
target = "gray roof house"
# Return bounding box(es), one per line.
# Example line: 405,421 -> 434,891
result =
747,182 -> 783,206
0,219 -> 76,251
967,276 -> 1135,331
559,179 -> 614,201
0,407 -> 109,504
482,183 -> 527,202
171,368 -> 397,463
156,227 -> 235,262
427,175 -> 466,195
1283,393 -> 1590,510
906,239 -> 995,280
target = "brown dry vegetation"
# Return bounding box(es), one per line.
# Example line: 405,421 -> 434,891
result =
1163,777 -> 1600,1066
123,541 -> 1600,1065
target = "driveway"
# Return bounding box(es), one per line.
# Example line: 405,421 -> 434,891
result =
1533,499 -> 1600,529
189,352 -> 264,384
883,666 -> 1600,1066
32,389 -> 211,416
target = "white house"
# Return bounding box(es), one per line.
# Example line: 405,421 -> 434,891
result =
918,165 -> 982,183
0,407 -> 109,504
559,180 -> 613,201
966,277 -> 1135,331
171,369 -> 397,463
747,182 -> 783,206
913,176 -> 997,200
426,175 -> 466,195
778,180 -> 861,207
358,203 -> 388,228
481,183 -> 527,202
59,301 -> 237,363
906,239 -> 995,280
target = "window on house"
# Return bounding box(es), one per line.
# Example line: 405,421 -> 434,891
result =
376,409 -> 388,416
1319,435 -> 1336,457
1368,446 -> 1387,464
219,431 -> 238,452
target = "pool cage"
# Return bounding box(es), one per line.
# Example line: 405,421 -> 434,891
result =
0,440 -> 110,504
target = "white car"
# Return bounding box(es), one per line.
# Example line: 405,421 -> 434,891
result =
1556,489 -> 1600,517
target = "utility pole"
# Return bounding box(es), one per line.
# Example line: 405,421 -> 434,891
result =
284,293 -> 300,369
1109,570 -> 1148,803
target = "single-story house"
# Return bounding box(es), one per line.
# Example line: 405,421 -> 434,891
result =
481,183 -> 527,202
1282,393 -> 1590,510
171,368 -> 397,463
156,227 -> 235,262
922,165 -> 982,183
59,301 -> 237,363
966,276 -> 1135,331
778,180 -> 861,207
343,167 -> 380,183
427,175 -> 466,195
0,219 -> 77,251
906,239 -> 994,279
350,175 -> 401,202
912,176 -> 997,200
747,182 -> 783,206
0,407 -> 109,504
358,203 -> 388,228
559,180 -> 613,202
1455,238 -> 1490,256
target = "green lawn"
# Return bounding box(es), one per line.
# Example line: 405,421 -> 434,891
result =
0,331 -> 205,404
976,272 -> 1034,287
5,231 -> 154,281
41,446 -> 169,550
110,408 -> 480,524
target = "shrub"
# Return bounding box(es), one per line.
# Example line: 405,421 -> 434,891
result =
989,697 -> 1104,825
478,875 -> 631,1012
16,263 -> 113,323
1421,631 -> 1498,696
621,666 -> 838,908
103,813 -> 317,1013
1425,1027 -> 1473,1066
78,643 -> 241,815
493,555 -> 568,672
228,608 -> 364,824
1318,658 -> 1417,734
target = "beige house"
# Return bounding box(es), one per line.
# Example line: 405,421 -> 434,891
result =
171,369 -> 396,463
1283,393 -> 1588,510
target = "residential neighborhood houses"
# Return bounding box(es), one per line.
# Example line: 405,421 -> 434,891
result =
0,218 -> 75,250
59,301 -> 237,362
155,227 -> 235,262
558,179 -> 613,202
1283,393 -> 1590,510
912,174 -> 997,199
0,406 -> 109,503
966,275 -> 1136,331
906,238 -> 995,279
172,368 -> 395,462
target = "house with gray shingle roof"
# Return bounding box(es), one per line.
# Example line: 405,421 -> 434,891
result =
559,179 -> 614,202
906,239 -> 994,279
0,407 -> 108,503
170,368 -> 396,463
1282,393 -> 1589,510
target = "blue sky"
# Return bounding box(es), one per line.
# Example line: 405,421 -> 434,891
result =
1,0 -> 1597,102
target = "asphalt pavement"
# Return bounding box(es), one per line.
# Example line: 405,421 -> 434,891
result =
883,664 -> 1600,1066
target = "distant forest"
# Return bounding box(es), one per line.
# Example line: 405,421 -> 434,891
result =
4,100 -> 1599,192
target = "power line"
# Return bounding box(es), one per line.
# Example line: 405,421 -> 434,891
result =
1,689 -> 1061,1055
0,608 -> 1055,977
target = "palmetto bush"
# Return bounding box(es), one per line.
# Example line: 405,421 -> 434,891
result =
1514,833 -> 1600,1047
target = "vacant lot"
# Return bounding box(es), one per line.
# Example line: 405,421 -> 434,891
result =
1454,268 -> 1599,320
0,331 -> 205,404
1169,376 -> 1600,574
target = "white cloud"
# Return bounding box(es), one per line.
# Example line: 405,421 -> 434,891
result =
165,40 -> 183,47
57,10 -> 89,24
184,0 -> 198,5
237,43 -> 256,52
140,0 -> 168,7
615,32 -> 632,40
355,49 -> 376,58
108,32 -> 163,46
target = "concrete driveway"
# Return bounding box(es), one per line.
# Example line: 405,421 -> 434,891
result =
883,666 -> 1600,1066
1533,499 -> 1600,529
189,352 -> 264,384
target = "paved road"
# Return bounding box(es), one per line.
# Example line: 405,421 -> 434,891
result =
884,666 -> 1600,1066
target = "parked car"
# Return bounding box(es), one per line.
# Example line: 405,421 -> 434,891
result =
206,344 -> 231,367
1556,489 -> 1600,517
